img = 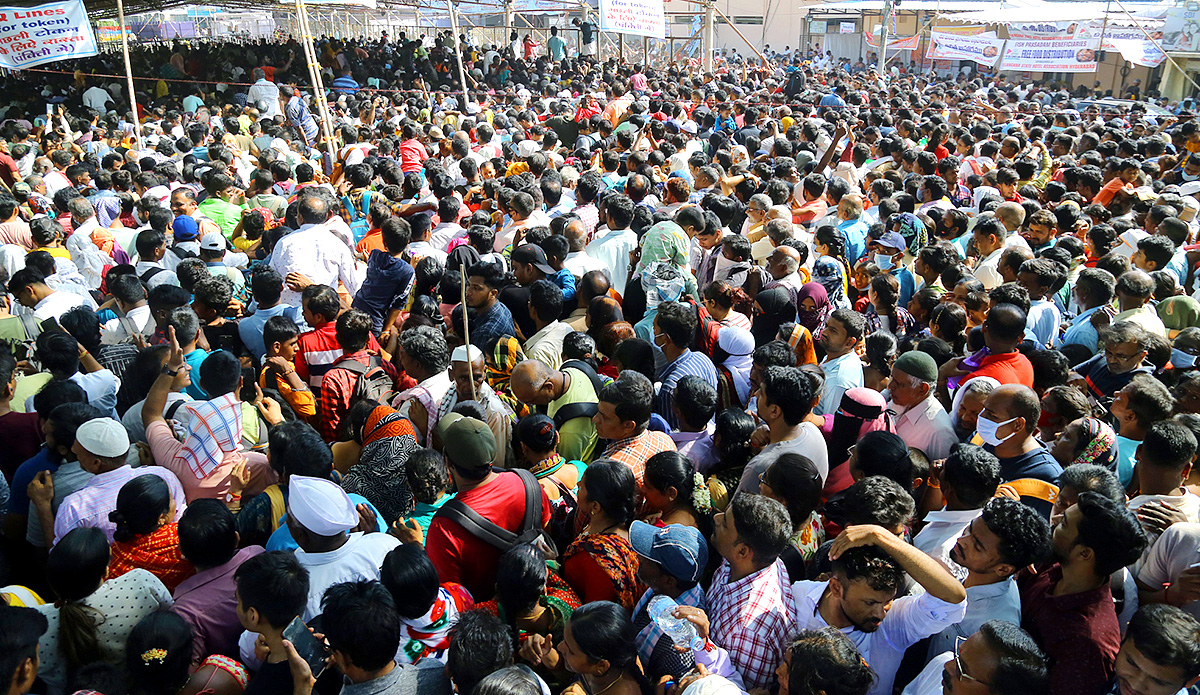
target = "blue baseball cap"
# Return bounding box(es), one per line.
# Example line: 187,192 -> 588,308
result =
172,215 -> 199,242
630,520 -> 708,584
877,231 -> 907,252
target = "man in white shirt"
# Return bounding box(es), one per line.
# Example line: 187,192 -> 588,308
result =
901,620 -> 1049,695
9,267 -> 88,322
925,498 -> 1049,662
887,352 -> 958,461
817,309 -> 865,417
246,68 -> 283,120
765,246 -> 805,294
83,83 -> 113,113
100,274 -> 153,345
972,216 -> 1008,290
913,445 -> 1001,573
584,197 -> 639,296
1127,420 -> 1200,565
269,195 -> 361,307
791,525 -> 966,695
563,219 -> 606,281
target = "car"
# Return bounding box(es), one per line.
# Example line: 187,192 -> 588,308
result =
1075,97 -> 1174,117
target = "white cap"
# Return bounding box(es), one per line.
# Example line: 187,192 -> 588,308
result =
681,122 -> 698,134
1180,181 -> 1200,197
516,140 -> 540,158
200,232 -> 225,252
288,475 -> 358,536
75,418 -> 130,458
451,344 -> 484,363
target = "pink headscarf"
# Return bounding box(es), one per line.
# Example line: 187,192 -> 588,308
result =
821,387 -> 896,498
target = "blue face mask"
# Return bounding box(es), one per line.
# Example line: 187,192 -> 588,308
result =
1173,348 -> 1199,369
874,252 -> 894,271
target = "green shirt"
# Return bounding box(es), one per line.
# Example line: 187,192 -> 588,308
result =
548,367 -> 599,463
197,197 -> 245,238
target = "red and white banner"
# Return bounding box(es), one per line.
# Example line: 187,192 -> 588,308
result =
865,33 -> 922,50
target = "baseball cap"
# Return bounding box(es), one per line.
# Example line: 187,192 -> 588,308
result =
877,231 -> 907,252
511,243 -> 556,276
200,232 -> 225,252
74,417 -> 130,458
441,415 -> 496,469
630,520 -> 708,584
516,139 -> 540,158
172,215 -> 199,241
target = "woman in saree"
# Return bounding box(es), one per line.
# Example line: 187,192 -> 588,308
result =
561,462 -> 641,610
340,402 -> 421,526
486,334 -> 532,418
478,543 -> 580,665
108,475 -> 194,592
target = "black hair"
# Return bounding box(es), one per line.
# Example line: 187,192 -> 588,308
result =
301,284 -> 341,322
598,370 -> 654,428
1141,420 -> 1198,470
673,374 -> 717,429
568,601 -> 638,674
582,461 -> 637,527
251,266 -> 284,306
825,476 -> 915,531
942,443 -> 1001,508
0,605 -> 48,695
761,366 -> 814,425
263,316 -> 301,353
763,453 -> 822,532
233,550 -> 310,628
645,451 -> 711,534
47,527 -> 111,668
32,374 -> 87,420
198,350 -> 241,396
406,448 -> 449,505
335,309 -> 373,353
528,279 -> 563,323
125,611 -> 193,695
832,545 -> 903,593
267,420 -> 333,479
655,301 -> 696,348
1123,605 -> 1200,684
380,544 -> 440,620
321,580 -> 402,671
728,493 -> 791,566
448,610 -> 513,695
1074,491 -> 1148,576
981,497 -> 1051,569
786,628 -> 876,695
109,474 -> 171,543
494,543 -> 547,628
177,498 -> 237,569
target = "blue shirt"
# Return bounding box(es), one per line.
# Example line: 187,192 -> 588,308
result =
8,448 -> 54,516
654,349 -> 719,429
818,351 -> 864,417
887,266 -> 917,310
1062,305 -> 1103,356
184,349 -> 210,400
819,93 -> 847,109
550,268 -> 577,304
239,303 -> 307,360
470,301 -> 516,352
352,251 -> 414,335
1115,435 -> 1139,488
1026,299 -> 1062,348
838,219 -> 870,264
330,75 -> 360,94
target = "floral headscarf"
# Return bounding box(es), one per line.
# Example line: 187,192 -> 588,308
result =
1072,417 -> 1118,471
893,213 -> 928,256
485,335 -> 531,418
813,256 -> 851,311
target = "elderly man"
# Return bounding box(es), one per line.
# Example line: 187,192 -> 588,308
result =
886,351 -> 957,460
435,344 -> 516,468
511,359 -> 600,463
977,383 -> 1063,516
269,194 -> 361,307
246,67 -> 283,119
766,246 -> 805,294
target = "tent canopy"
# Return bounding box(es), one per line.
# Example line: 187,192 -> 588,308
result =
800,0 -> 1169,20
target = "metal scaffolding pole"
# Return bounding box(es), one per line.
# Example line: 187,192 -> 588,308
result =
702,0 -> 714,72
295,0 -> 338,167
447,0 -> 472,103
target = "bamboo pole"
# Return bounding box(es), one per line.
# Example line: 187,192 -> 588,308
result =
115,0 -> 143,151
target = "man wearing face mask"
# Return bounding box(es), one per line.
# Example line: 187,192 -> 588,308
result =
872,231 -> 915,309
976,384 -> 1062,517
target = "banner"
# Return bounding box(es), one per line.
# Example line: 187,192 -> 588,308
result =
999,37 -> 1099,72
599,0 -> 665,38
0,0 -> 97,69
930,24 -> 985,36
928,31 -> 1004,66
1007,21 -> 1085,40
840,21 -> 855,34
865,33 -> 921,50
1163,5 -> 1200,52
1105,38 -> 1166,67
809,20 -> 827,34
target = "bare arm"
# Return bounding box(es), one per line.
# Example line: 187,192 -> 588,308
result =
830,524 -> 967,604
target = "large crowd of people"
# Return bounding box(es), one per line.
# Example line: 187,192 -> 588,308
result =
1,25 -> 1200,695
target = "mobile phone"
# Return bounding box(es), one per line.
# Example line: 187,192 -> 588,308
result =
46,103 -> 54,117
282,617 -> 327,677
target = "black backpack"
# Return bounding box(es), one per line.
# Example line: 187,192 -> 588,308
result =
552,361 -> 604,429
434,468 -> 545,550
785,70 -> 806,98
333,355 -> 397,407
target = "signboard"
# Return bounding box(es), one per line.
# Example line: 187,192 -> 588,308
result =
0,0 -> 97,69
1105,38 -> 1166,67
928,30 -> 1004,66
1007,21 -> 1085,40
840,21 -> 855,34
809,20 -> 827,34
930,24 -> 985,36
1163,5 -> 1200,52
865,32 -> 921,50
999,37 -> 1099,72
599,0 -> 665,38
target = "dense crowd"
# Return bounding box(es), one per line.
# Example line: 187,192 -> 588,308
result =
2,26 -> 1200,695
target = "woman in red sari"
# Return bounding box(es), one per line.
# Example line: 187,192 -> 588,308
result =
561,461 -> 642,611
108,475 -> 194,592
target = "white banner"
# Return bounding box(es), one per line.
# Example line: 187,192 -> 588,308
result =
1007,21 -> 1085,40
1105,38 -> 1166,67
598,0 -> 665,39
928,31 -> 1004,66
1000,37 -> 1100,72
0,0 -> 97,69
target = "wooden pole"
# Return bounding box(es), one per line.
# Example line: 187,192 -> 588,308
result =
460,272 -> 477,401
447,0 -> 472,106
115,0 -> 143,151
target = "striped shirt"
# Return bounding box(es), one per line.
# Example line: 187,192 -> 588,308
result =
54,465 -> 187,546
295,321 -> 383,388
654,349 -> 719,430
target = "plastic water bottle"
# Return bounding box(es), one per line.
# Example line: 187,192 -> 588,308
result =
648,594 -> 703,651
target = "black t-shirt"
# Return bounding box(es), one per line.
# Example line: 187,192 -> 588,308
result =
580,21 -> 595,44
244,660 -> 293,695
498,285 -> 536,340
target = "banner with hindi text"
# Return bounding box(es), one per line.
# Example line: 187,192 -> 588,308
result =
599,0 -> 665,39
0,0 -> 97,69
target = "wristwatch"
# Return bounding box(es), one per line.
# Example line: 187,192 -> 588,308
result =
161,365 -> 181,376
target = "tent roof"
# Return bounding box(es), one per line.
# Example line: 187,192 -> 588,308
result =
800,0 -> 1169,20
19,0 -> 456,21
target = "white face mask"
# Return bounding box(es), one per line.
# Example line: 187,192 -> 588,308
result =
874,252 -> 894,271
1183,170 -> 1200,182
976,415 -> 1018,447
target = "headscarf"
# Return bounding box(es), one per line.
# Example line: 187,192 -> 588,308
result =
813,255 -> 850,311
397,583 -> 474,664
716,326 -> 754,405
1070,417 -> 1119,471
178,392 -> 243,481
823,387 -> 896,470
951,376 -> 1000,432
796,282 -> 830,334
752,286 -> 796,346
893,212 -> 928,256
340,405 -> 420,524
485,335 -> 531,418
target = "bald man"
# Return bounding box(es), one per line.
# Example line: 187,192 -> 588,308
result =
978,384 -> 1062,516
767,246 -> 804,293
510,359 -> 599,462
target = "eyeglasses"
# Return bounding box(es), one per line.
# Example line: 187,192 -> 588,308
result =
953,636 -> 991,688
1104,348 -> 1143,362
